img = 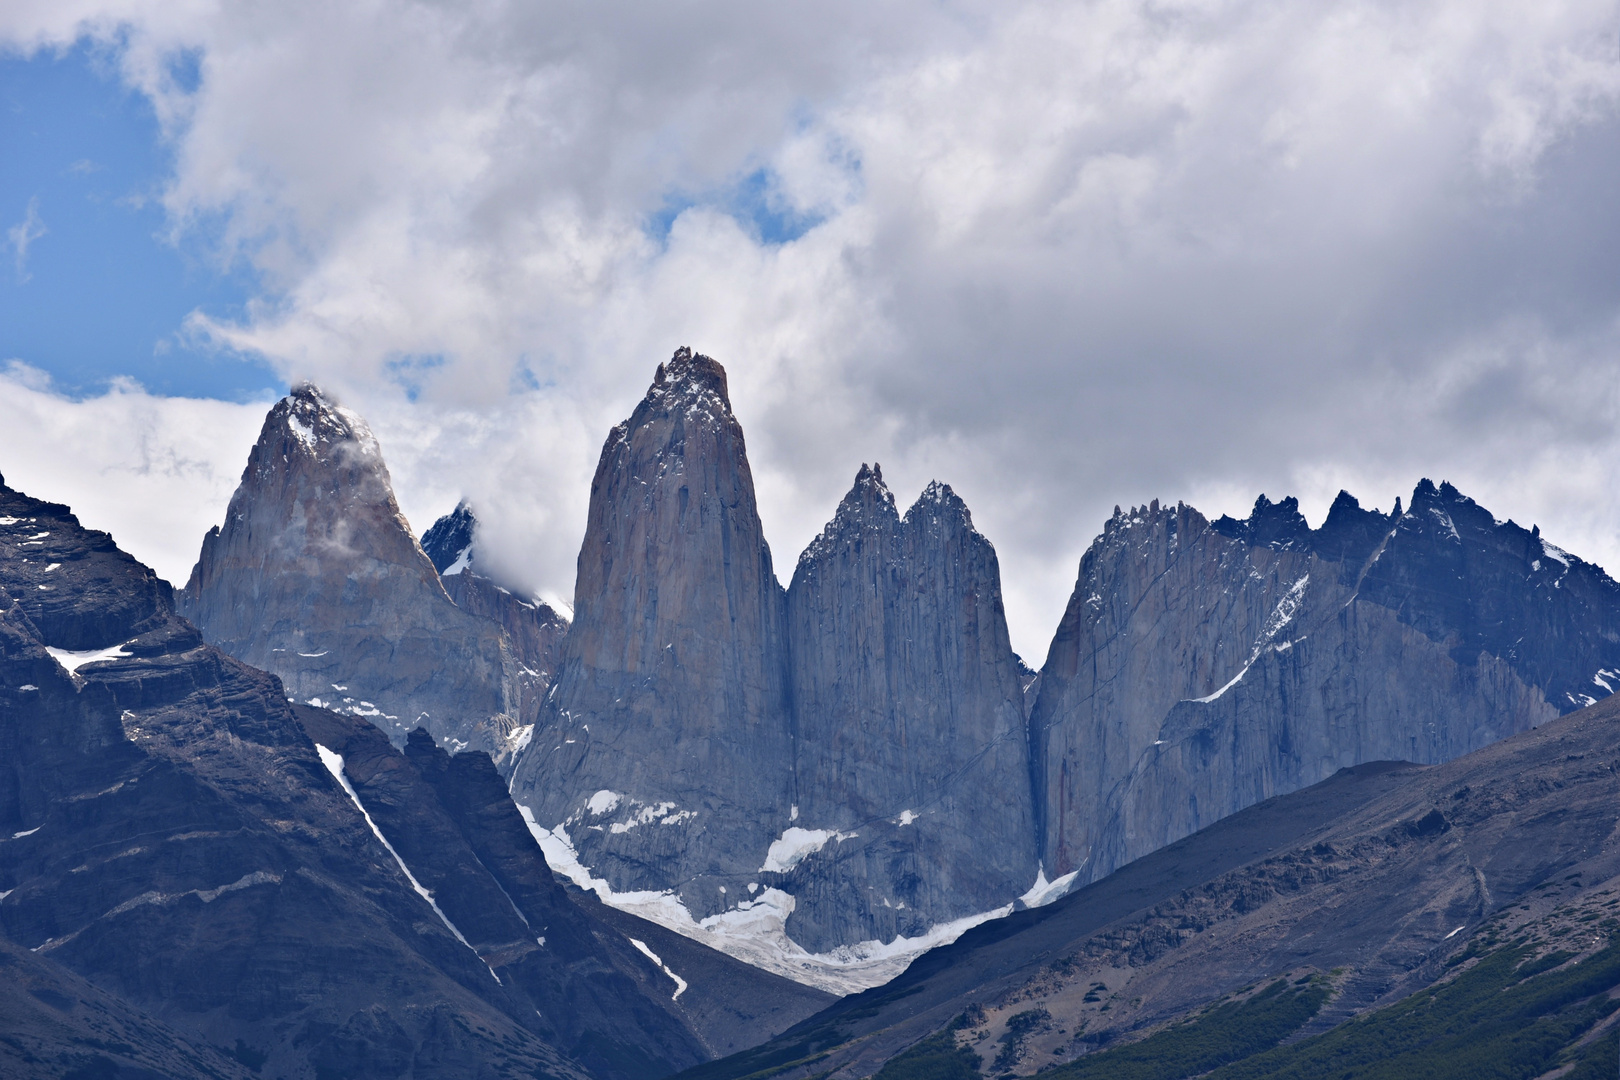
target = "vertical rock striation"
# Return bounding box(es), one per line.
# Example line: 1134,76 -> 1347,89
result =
783,465 -> 1038,952
1031,481 -> 1620,888
509,349 -> 795,922
179,385 -> 520,756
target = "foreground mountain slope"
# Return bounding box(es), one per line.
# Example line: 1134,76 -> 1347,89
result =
0,936 -> 257,1080
683,690 -> 1620,1079
1032,484 -> 1620,889
0,473 -> 829,1080
179,385 -> 522,758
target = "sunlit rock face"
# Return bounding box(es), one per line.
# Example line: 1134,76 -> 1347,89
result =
509,349 -> 797,923
1031,482 -> 1620,887
783,464 -> 1038,953
179,384 -> 521,756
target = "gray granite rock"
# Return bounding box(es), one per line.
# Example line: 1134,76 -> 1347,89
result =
511,354 -> 1041,959
509,349 -> 797,923
783,465 -> 1038,952
178,385 -> 523,758
1030,482 -> 1620,890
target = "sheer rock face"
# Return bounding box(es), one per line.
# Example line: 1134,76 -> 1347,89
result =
1031,482 -> 1620,887
178,385 -> 519,756
783,465 -> 1038,952
421,501 -> 571,752
509,349 -> 795,921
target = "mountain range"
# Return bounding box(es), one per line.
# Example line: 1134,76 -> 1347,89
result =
5,346 -> 1619,1078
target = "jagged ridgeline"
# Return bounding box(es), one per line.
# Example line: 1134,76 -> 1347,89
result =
1032,486 -> 1620,891
174,349 -> 1620,997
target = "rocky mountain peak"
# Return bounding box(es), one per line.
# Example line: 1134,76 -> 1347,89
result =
642,346 -> 732,419
510,348 -> 794,928
902,479 -> 974,531
800,465 -> 900,568
1212,493 -> 1312,550
179,389 -> 521,755
421,499 -> 476,576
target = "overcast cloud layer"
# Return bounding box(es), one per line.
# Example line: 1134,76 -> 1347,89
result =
5,0 -> 1620,660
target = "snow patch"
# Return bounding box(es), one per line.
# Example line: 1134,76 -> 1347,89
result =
287,413 -> 317,450
442,546 -> 472,577
587,790 -> 621,816
1018,866 -> 1080,907
761,827 -> 854,873
18,685 -> 37,692
515,804 -> 1015,995
508,725 -> 535,755
1192,576 -> 1308,704
12,826 -> 41,839
1443,924 -> 1467,940
46,641 -> 135,673
317,745 -> 498,982
629,938 -> 688,1000
896,809 -> 918,826
1541,540 -> 1570,568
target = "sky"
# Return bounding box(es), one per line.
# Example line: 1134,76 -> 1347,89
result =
4,1 -> 1620,663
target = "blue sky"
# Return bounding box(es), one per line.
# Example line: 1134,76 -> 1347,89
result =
0,45 -> 281,400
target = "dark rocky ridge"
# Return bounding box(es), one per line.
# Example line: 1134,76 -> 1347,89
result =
0,474 -> 830,1079
684,691 -> 1620,1079
1031,481 -> 1620,889
783,465 -> 1038,952
178,385 -> 523,759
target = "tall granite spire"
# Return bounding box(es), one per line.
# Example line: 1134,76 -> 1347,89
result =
509,348 -> 795,921
179,384 -> 521,756
784,466 -> 1039,951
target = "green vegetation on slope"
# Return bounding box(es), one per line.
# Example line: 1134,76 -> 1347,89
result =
871,1029 -> 982,1080
1039,979 -> 1331,1080
1203,939 -> 1620,1080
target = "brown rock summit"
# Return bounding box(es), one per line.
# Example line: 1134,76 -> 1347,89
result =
179,384 -> 522,757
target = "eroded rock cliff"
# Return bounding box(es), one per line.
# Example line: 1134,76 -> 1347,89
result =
511,353 -> 1043,973
1031,481 -> 1620,888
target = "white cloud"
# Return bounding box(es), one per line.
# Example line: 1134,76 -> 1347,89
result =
0,363 -> 268,586
7,197 -> 46,281
4,1 -> 1620,658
